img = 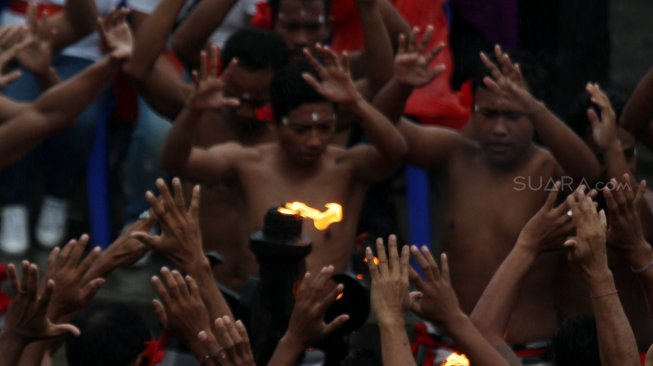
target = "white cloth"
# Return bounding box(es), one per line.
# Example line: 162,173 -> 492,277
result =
127,0 -> 258,48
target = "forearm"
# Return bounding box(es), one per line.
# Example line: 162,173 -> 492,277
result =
182,257 -> 234,320
372,77 -> 414,124
33,56 -> 117,126
350,97 -> 407,160
530,103 -> 600,182
621,66 -> 653,138
586,271 -> 639,366
48,0 -> 97,52
624,243 -> 653,317
267,333 -> 306,366
33,66 -> 61,91
444,314 -> 511,366
17,341 -> 50,366
378,319 -> 417,366
123,0 -> 186,81
356,1 -> 394,92
172,0 -> 238,69
378,0 -> 411,51
0,332 -> 29,366
136,57 -> 191,120
471,242 -> 538,342
601,140 -> 630,182
160,104 -> 201,174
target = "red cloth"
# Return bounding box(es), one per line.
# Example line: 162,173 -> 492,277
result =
328,0 -> 471,130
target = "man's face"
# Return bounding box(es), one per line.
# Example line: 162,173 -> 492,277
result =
277,102 -> 336,165
222,65 -> 274,126
472,88 -> 534,166
273,0 -> 330,60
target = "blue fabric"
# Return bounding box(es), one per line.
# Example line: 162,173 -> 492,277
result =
0,54 -> 110,203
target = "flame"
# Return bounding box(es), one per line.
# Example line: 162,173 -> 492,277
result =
356,274 -> 364,280
363,256 -> 380,266
278,202 -> 343,230
336,292 -> 343,300
441,353 -> 470,366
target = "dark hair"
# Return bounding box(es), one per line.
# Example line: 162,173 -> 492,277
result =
269,0 -> 331,22
566,88 -> 627,138
270,60 -> 329,122
66,303 -> 151,366
221,29 -> 289,72
553,315 -> 601,366
340,348 -> 382,366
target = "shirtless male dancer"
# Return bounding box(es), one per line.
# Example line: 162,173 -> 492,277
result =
161,45 -> 406,274
375,35 -> 600,348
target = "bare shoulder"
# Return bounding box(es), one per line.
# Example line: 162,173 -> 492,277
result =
206,141 -> 265,163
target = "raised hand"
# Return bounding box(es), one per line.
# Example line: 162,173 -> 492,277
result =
587,83 -> 619,152
603,175 -> 650,260
564,187 -> 609,277
132,178 -> 204,268
480,44 -> 540,115
15,3 -> 55,77
4,261 -> 80,341
409,247 -> 462,326
285,265 -> 348,347
151,268 -> 210,342
366,234 -> 419,322
44,234 -> 104,321
188,44 -> 240,111
517,181 -> 574,252
98,7 -> 133,63
198,317 -> 255,366
394,26 -> 445,88
303,44 -> 361,105
0,25 -> 31,88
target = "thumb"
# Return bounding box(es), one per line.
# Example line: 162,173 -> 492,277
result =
130,232 -> 161,249
323,314 -> 349,335
50,322 -> 80,337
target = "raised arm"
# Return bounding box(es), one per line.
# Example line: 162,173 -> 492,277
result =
268,266 -> 348,366
481,45 -> 601,183
159,47 -> 243,183
603,175 -> 653,318
46,0 -> 98,52
470,182 -> 572,364
303,45 -> 407,182
621,65 -> 653,149
132,178 -> 234,320
565,188 -> 639,366
0,9 -> 132,169
348,0 -> 394,92
0,262 -> 80,366
15,5 -> 60,90
172,0 -> 239,69
365,235 -> 420,366
587,83 -> 630,182
123,0 -> 186,81
373,26 -> 445,124
410,248 -> 509,366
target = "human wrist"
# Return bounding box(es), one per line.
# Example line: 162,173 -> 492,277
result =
514,237 -> 544,256
623,241 -> 653,270
0,329 -> 29,349
584,270 -> 615,294
280,329 -> 308,350
602,138 -> 623,154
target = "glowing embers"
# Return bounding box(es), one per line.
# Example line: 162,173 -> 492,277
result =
442,353 -> 470,366
278,202 -> 343,231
